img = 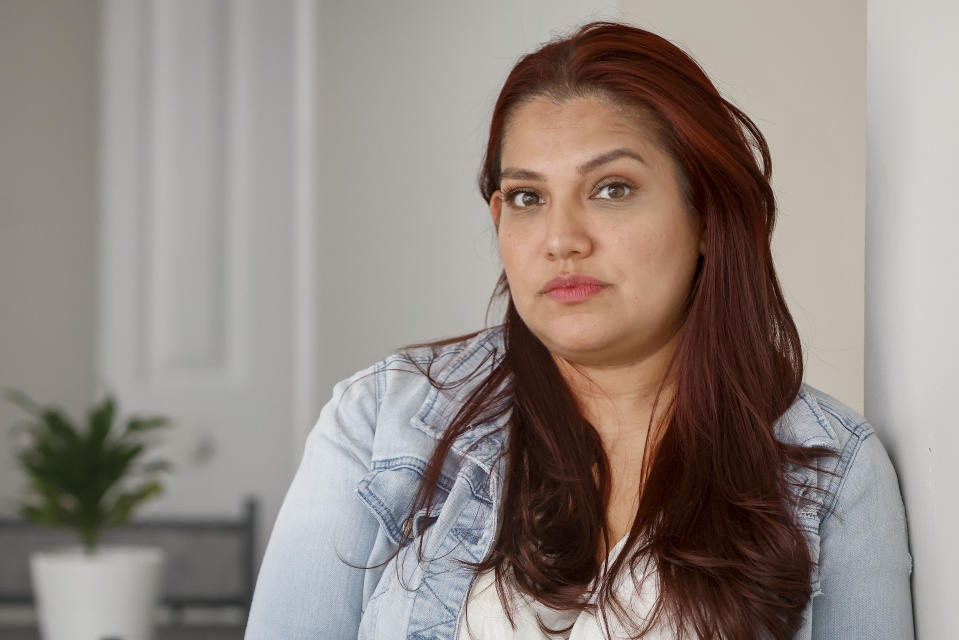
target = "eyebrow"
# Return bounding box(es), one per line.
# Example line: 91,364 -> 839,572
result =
500,147 -> 646,181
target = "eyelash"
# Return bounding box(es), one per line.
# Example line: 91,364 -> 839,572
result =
500,180 -> 635,210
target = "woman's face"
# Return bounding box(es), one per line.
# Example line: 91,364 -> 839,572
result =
490,95 -> 705,369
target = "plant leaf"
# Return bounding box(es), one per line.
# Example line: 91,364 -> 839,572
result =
2,387 -> 45,417
104,480 -> 164,526
10,390 -> 174,539
19,486 -> 75,527
87,394 -> 116,454
124,415 -> 171,435
39,408 -> 81,447
20,503 -> 61,526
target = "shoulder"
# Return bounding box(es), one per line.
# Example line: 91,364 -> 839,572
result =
327,326 -> 507,461
330,325 -> 505,413
774,383 -> 872,452
775,383 -> 905,531
371,324 -> 506,413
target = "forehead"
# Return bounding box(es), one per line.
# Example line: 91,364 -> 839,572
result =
500,96 -> 659,162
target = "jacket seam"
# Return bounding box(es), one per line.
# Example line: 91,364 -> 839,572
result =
359,480 -> 407,545
818,429 -> 873,529
374,360 -> 383,415
798,390 -> 838,442
819,405 -> 874,439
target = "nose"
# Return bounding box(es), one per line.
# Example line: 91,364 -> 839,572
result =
544,196 -> 592,261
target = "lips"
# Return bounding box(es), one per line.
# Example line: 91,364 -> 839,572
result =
541,274 -> 608,293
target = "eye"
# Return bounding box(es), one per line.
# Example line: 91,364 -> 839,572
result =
499,180 -> 635,211
594,181 -> 633,200
501,188 -> 543,210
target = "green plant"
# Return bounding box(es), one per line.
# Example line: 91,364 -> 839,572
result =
3,387 -> 174,555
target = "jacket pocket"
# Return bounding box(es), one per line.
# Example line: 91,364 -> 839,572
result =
355,456 -> 454,547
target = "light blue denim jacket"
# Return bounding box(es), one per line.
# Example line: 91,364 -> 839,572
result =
245,325 -> 914,639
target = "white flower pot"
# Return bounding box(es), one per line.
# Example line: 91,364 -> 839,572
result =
30,544 -> 166,640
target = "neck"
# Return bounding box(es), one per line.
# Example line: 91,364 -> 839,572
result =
550,330 -> 680,447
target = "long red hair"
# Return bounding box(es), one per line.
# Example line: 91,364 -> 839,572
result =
353,20 -> 838,639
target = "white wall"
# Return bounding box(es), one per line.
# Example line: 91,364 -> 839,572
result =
866,1 -> 959,636
619,0 -> 867,413
0,0 -> 99,514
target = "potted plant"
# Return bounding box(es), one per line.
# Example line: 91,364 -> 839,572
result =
3,387 -> 174,640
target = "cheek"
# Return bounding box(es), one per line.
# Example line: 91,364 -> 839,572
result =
612,226 -> 668,272
616,225 -> 695,295
498,230 -> 524,268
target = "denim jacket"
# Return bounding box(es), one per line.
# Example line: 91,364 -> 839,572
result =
245,325 -> 914,639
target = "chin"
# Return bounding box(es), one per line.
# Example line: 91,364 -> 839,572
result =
534,321 -> 616,355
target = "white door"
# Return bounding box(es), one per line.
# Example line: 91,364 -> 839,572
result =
98,0 -> 317,569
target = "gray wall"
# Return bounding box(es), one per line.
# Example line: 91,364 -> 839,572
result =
311,0 -> 620,436
0,0 -> 99,514
620,0 -> 866,412
313,0 -> 868,414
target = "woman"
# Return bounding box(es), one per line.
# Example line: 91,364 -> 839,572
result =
245,20 -> 913,640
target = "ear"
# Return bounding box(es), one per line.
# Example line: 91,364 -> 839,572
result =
489,190 -> 502,231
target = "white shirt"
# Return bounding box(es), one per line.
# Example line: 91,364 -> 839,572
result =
456,534 -> 672,639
